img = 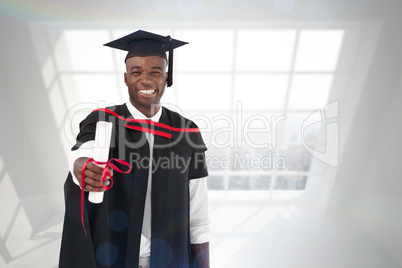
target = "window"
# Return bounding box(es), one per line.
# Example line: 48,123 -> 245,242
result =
174,28 -> 344,201
43,27 -> 344,201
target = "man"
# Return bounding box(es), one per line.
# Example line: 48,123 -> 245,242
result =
59,30 -> 210,268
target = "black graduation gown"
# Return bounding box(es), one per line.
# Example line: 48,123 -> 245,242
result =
59,104 -> 208,268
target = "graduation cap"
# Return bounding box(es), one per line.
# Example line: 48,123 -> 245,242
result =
104,30 -> 188,87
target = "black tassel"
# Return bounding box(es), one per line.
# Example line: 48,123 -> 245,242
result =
167,36 -> 173,87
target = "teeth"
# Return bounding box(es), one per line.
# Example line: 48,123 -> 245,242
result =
139,90 -> 155,95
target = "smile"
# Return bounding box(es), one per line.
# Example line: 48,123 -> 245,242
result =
138,89 -> 156,95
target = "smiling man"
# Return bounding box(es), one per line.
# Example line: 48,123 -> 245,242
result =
125,55 -> 167,118
59,30 -> 210,268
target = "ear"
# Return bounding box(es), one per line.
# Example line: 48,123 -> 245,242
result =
124,72 -> 128,86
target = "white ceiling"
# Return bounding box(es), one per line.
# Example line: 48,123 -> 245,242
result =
1,0 -> 401,24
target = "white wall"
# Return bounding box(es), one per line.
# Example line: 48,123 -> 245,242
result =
328,20 -> 402,265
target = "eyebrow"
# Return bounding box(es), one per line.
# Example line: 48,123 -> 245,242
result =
150,66 -> 164,72
130,66 -> 141,71
130,66 -> 164,71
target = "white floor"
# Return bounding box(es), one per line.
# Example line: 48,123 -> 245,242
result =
0,217 -> 62,268
1,204 -> 401,268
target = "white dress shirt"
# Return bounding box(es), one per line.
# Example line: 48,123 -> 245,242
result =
69,101 -> 209,258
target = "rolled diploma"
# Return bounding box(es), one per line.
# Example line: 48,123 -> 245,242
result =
88,121 -> 113,204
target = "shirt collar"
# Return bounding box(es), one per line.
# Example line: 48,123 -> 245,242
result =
125,100 -> 163,122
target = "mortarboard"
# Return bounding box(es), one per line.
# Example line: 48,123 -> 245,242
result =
104,30 -> 188,87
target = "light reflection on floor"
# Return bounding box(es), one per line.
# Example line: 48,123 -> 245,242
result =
0,187 -> 301,267
0,204 -> 287,268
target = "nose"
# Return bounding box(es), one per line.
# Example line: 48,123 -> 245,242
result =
139,72 -> 151,84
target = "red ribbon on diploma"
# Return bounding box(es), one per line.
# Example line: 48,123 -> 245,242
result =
81,158 -> 131,235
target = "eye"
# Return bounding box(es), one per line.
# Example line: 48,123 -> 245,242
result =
131,71 -> 141,76
151,71 -> 162,75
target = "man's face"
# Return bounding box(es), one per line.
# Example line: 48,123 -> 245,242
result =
124,55 -> 167,115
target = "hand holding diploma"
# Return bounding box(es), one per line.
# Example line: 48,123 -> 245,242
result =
73,121 -> 114,198
74,121 -> 131,234
73,157 -> 112,191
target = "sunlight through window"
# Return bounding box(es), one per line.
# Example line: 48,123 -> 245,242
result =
63,30 -> 114,72
236,30 -> 296,71
177,74 -> 232,111
175,30 -> 235,72
233,74 -> 289,110
288,74 -> 334,109
295,30 -> 344,71
40,27 -> 345,201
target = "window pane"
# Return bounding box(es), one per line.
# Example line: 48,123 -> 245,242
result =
175,30 -> 235,72
288,74 -> 333,110
63,30 -> 114,72
207,176 -> 225,190
176,74 -> 232,111
281,113 -> 311,143
62,74 -> 122,104
295,30 -> 344,71
228,176 -> 272,190
230,147 -> 278,171
233,112 -> 284,149
278,145 -> 312,172
236,30 -> 296,71
234,74 -> 289,110
275,175 -> 307,190
301,117 -> 328,155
